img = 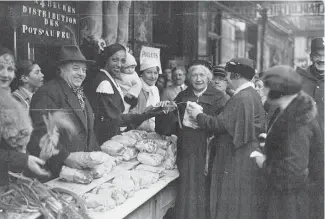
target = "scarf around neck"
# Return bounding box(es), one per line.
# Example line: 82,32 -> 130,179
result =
140,77 -> 160,108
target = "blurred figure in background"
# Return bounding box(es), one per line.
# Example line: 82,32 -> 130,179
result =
211,65 -> 230,101
163,66 -> 173,87
156,74 -> 167,97
161,66 -> 187,101
12,60 -> 44,109
254,77 -> 267,106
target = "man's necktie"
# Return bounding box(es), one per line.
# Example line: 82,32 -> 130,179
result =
72,87 -> 85,110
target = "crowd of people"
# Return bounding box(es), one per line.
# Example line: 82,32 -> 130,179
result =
0,37 -> 323,219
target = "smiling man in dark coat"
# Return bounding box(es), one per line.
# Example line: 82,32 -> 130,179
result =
27,45 -> 99,178
188,58 -> 266,219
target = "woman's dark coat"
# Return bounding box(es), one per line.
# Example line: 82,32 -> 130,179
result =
196,86 -> 266,219
156,83 -> 227,219
86,70 -> 154,144
264,91 -> 324,219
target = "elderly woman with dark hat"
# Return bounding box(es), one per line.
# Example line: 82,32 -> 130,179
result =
0,46 -> 50,186
27,45 -> 100,178
187,58 -> 267,219
155,61 -> 227,219
254,65 -> 324,219
86,43 -> 159,144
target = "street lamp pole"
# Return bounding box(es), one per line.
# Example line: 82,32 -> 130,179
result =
260,8 -> 268,72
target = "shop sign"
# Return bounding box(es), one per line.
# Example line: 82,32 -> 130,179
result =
11,1 -> 78,45
140,46 -> 162,74
267,2 -> 324,17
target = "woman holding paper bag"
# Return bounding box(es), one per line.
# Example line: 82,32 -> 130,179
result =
155,62 -> 227,219
187,58 -> 266,219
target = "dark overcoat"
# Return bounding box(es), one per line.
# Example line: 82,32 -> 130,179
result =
27,77 -> 99,178
265,91 -> 324,219
156,83 -> 227,219
196,86 -> 267,219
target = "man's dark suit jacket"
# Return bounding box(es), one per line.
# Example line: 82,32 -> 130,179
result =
27,77 -> 99,178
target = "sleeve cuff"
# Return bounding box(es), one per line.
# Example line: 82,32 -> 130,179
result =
47,149 -> 70,177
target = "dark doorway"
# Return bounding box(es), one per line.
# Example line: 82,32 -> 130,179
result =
34,44 -> 61,82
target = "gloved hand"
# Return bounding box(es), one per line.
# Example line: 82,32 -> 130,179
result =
64,152 -> 87,169
124,95 -> 138,109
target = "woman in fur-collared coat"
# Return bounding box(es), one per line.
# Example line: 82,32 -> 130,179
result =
257,66 -> 324,219
0,46 -> 49,186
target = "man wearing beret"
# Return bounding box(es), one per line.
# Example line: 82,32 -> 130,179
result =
27,45 -> 100,179
297,37 -> 324,130
187,58 -> 266,219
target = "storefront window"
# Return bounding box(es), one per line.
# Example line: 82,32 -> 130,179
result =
221,12 -> 248,64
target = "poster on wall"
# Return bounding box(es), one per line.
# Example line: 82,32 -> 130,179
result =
140,46 -> 162,74
9,1 -> 78,45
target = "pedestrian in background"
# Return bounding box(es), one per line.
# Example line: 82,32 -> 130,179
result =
12,60 -> 44,109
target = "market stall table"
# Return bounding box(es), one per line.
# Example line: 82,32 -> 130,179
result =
88,169 -> 179,219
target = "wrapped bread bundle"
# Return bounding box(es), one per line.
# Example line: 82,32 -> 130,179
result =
111,189 -> 128,205
135,140 -> 158,153
101,140 -> 125,156
83,193 -> 116,211
137,152 -> 164,167
111,135 -> 138,147
122,147 -> 138,161
156,148 -> 167,157
59,166 -> 93,184
91,159 -> 115,179
81,151 -> 112,168
135,164 -> 166,177
162,157 -> 176,170
145,132 -> 164,140
131,170 -> 160,189
112,172 -> 138,196
121,130 -> 147,140
92,183 -> 116,196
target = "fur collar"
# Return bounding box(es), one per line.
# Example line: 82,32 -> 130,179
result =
285,91 -> 317,126
0,88 -> 33,152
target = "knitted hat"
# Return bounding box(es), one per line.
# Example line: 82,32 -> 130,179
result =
124,53 -> 137,68
263,65 -> 302,96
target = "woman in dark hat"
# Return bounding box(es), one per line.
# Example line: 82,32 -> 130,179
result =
86,43 -> 159,144
211,65 -> 231,101
0,46 -> 50,185
255,65 -> 323,219
187,58 -> 267,219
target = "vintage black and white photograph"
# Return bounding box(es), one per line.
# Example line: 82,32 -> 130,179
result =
0,0 -> 324,219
